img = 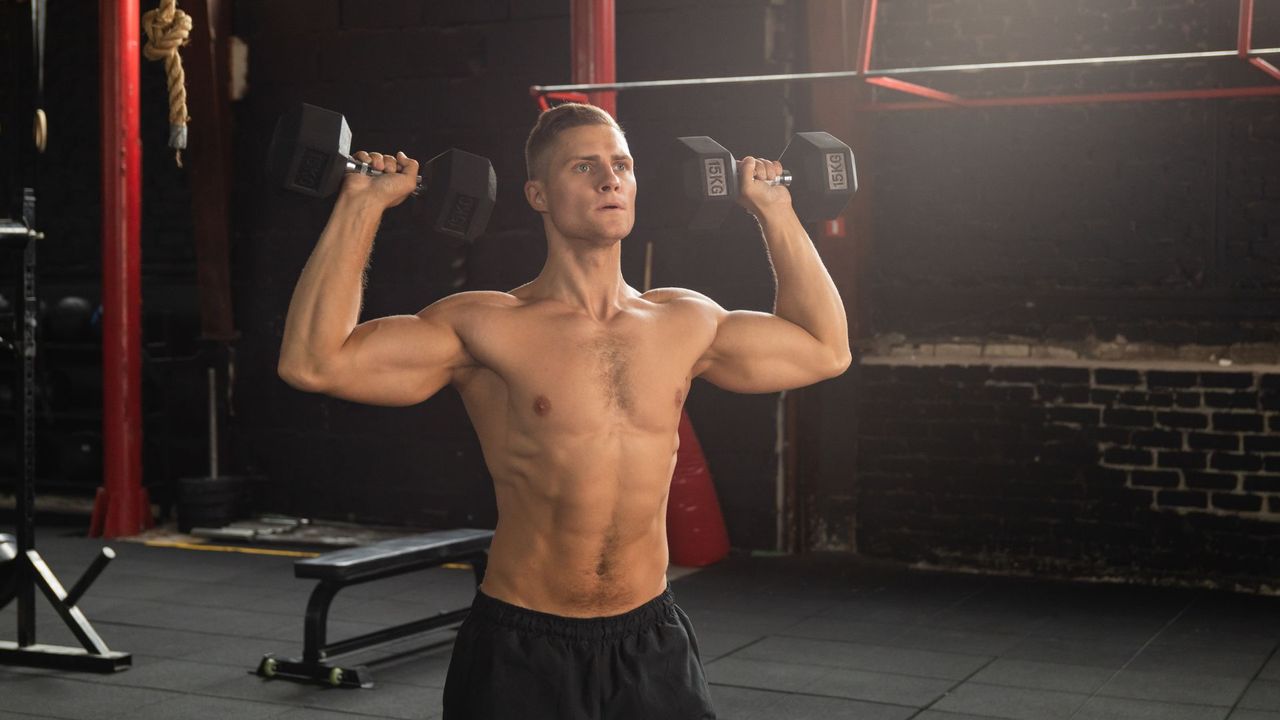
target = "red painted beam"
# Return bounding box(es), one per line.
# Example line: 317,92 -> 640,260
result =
866,76 -> 962,103
1250,57 -> 1280,82
93,0 -> 150,538
856,0 -> 879,74
1239,0 -> 1254,57
861,84 -> 1280,111
570,0 -> 616,116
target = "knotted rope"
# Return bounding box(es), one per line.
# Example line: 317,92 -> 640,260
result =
142,0 -> 193,167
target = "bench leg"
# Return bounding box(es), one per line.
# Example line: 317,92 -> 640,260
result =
303,580 -> 340,664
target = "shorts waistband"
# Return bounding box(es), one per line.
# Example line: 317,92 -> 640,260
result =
468,584 -> 675,642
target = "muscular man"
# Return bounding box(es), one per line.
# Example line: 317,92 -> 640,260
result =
278,103 -> 851,719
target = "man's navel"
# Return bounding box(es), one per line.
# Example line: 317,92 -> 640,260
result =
533,395 -> 552,417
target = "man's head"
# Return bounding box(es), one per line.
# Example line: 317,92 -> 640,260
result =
524,103 -> 635,246
525,103 -> 623,181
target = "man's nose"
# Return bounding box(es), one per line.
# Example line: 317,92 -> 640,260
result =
599,168 -> 620,191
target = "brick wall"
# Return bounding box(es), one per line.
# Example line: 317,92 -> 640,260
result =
840,361 -> 1280,588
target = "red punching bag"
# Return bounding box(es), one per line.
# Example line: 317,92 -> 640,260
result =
666,410 -> 730,567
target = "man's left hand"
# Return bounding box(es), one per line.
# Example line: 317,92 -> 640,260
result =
736,156 -> 793,222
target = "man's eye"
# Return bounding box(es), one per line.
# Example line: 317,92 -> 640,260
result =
614,162 -> 629,172
576,163 -> 591,172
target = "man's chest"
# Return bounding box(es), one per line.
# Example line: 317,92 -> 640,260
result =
460,307 -> 707,431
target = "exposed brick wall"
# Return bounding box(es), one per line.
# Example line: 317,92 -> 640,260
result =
844,360 -> 1280,589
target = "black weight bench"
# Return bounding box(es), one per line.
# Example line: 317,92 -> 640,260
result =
256,528 -> 493,688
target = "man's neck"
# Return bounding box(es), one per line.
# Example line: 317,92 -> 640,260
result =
528,234 -> 633,321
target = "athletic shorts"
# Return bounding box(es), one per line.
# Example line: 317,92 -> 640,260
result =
442,584 -> 717,719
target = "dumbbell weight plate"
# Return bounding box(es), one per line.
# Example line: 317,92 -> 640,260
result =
778,131 -> 857,223
266,103 -> 352,199
663,136 -> 740,232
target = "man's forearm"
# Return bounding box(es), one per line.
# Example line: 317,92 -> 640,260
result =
278,194 -> 384,380
759,211 -> 851,364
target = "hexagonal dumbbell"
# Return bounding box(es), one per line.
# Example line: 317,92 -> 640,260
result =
265,103 -> 496,243
661,132 -> 856,231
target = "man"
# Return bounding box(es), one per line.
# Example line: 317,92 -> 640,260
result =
278,103 -> 851,718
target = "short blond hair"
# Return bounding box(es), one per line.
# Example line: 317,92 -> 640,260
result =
525,103 -> 622,180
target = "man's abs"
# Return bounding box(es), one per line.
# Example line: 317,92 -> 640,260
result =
449,291 -> 714,617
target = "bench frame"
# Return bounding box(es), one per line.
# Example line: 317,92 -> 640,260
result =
256,529 -> 491,689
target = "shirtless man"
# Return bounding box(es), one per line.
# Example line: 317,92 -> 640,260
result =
278,104 -> 851,719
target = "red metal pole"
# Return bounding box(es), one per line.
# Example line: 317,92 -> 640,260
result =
92,0 -> 150,538
856,0 -> 879,74
570,0 -> 616,116
1238,0 -> 1254,57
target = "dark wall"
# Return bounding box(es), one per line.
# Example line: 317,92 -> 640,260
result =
231,0 -> 801,546
806,0 -> 1280,590
863,0 -> 1280,344
1,3 -> 208,505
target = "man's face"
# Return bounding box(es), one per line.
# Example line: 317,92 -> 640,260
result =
529,124 -> 636,246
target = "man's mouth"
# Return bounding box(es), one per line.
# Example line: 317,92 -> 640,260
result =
598,202 -> 627,211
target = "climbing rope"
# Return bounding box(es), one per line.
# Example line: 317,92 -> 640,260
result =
142,0 -> 193,167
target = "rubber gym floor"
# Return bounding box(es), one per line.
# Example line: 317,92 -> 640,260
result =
3,533 -> 1280,719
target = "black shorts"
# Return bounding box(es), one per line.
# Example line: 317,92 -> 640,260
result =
442,584 -> 717,719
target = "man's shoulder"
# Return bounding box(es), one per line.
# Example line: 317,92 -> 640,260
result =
418,290 -> 521,322
641,286 -> 717,307
640,287 -> 726,328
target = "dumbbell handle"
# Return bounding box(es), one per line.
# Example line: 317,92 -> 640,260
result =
346,159 -> 424,197
762,171 -> 792,187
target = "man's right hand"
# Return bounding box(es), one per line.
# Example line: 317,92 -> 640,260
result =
344,150 -> 419,209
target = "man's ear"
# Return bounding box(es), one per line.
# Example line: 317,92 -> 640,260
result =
524,179 -> 548,214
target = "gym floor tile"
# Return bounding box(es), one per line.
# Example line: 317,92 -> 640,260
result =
1123,645 -> 1271,679
781,615 -> 913,645
919,607 -> 1053,636
1001,635 -> 1144,669
736,690 -> 917,720
707,656 -> 953,707
1259,657 -> 1280,682
1239,680 -> 1280,711
1029,615 -> 1181,645
1070,695 -> 1230,719
968,658 -> 1117,695
104,694 -> 291,720
688,628 -> 764,661
1,676 -> 175,720
263,680 -> 445,720
730,635 -> 989,680
886,625 -> 1025,656
928,681 -> 1090,720
677,607 -> 807,636
1095,668 -> 1249,707
814,596 -> 964,626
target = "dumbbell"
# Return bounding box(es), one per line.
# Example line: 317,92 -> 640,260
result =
662,132 -> 857,231
266,103 -> 497,243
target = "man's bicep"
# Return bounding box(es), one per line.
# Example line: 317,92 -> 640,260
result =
315,297 -> 475,405
697,310 -> 835,394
